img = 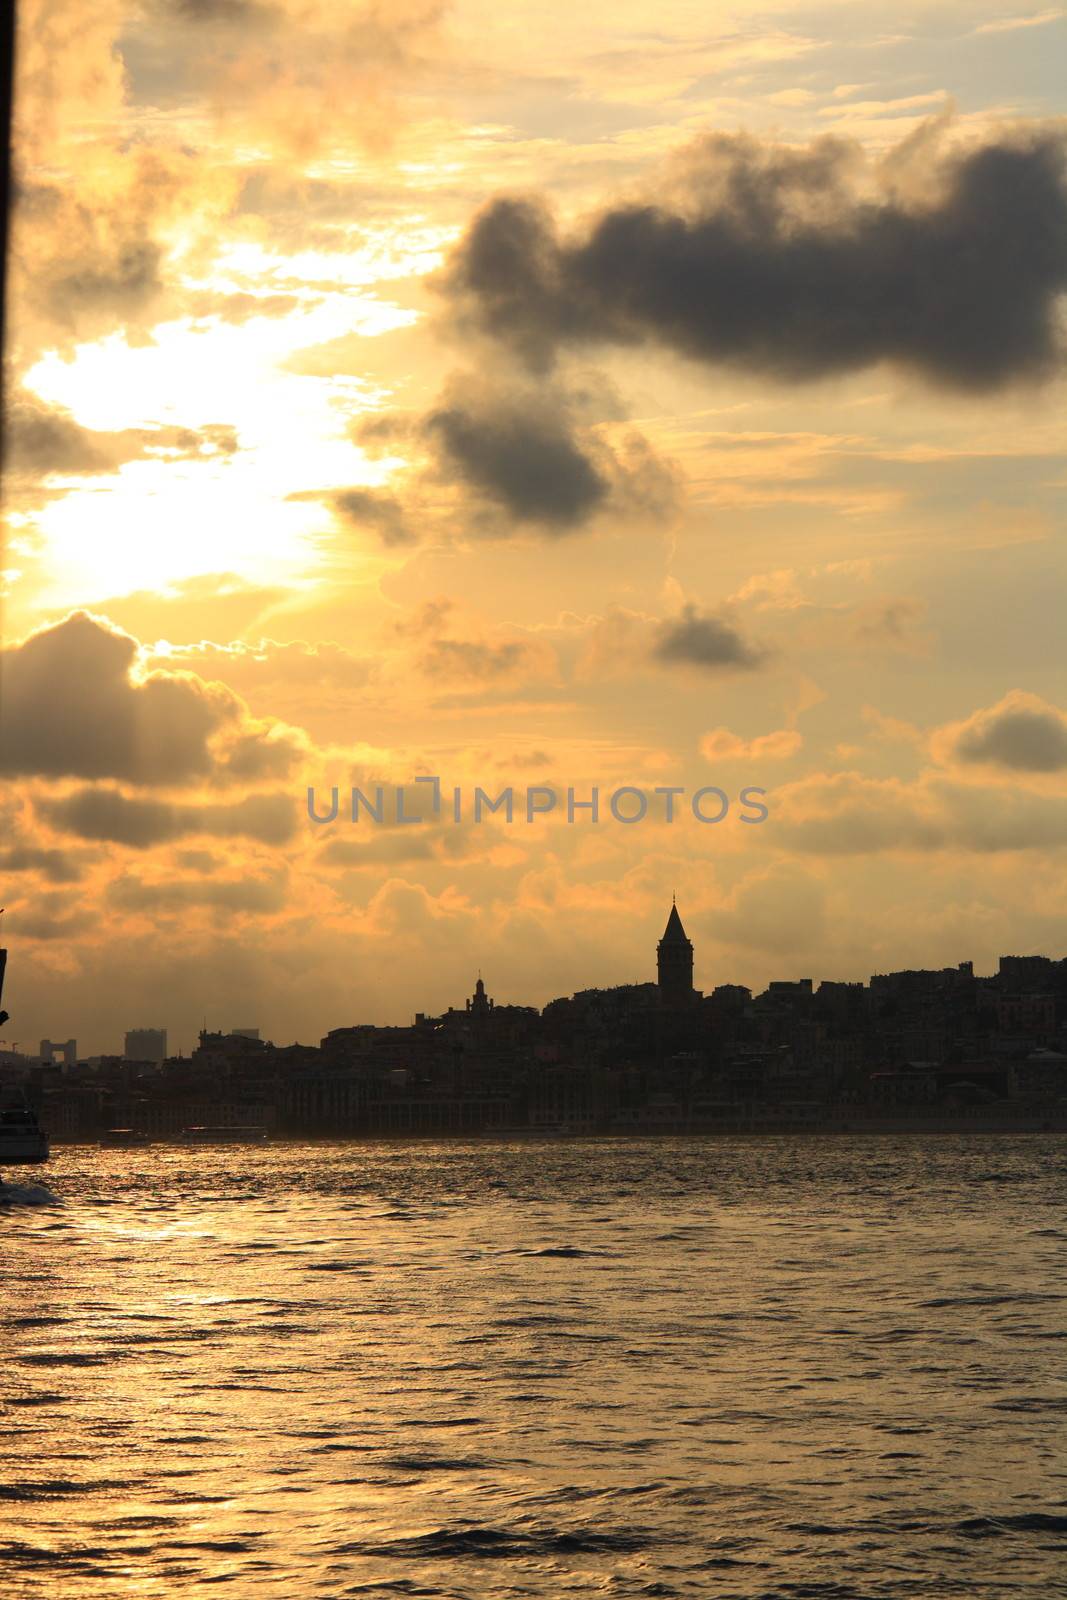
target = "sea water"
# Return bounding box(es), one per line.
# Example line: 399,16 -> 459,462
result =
2,1136 -> 1065,1597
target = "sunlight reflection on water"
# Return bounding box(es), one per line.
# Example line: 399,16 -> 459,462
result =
2,1136 -> 1065,1597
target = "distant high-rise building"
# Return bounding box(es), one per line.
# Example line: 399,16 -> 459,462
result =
124,1028 -> 167,1063
657,901 -> 695,1004
40,1038 -> 77,1067
230,1028 -> 260,1040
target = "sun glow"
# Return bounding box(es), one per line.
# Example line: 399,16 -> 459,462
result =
19,296 -> 416,603
24,296 -> 401,435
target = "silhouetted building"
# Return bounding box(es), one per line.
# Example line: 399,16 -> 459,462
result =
467,977 -> 493,1018
998,955 -> 1055,989
657,901 -> 695,1005
125,1028 -> 167,1064
40,1038 -> 77,1068
20,915 -> 1067,1140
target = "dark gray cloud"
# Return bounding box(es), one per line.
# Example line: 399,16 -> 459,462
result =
423,392 -> 610,528
352,374 -> 680,538
653,605 -> 768,671
167,0 -> 276,21
1,612 -> 307,789
331,488 -> 414,546
39,788 -> 297,848
0,845 -> 87,883
952,697 -> 1067,772
0,612 -> 236,784
174,849 -> 222,872
439,130 -> 1067,390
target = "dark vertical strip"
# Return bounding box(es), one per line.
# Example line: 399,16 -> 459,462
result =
0,0 -> 14,546
0,0 -> 14,409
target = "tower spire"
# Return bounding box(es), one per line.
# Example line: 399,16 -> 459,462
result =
657,900 -> 694,1003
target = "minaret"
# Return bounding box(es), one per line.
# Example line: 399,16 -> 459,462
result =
657,898 -> 694,1004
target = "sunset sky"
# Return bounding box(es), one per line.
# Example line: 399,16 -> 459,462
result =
3,0 -> 1067,1054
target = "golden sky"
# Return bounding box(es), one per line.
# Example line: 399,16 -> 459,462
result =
3,0 -> 1067,1053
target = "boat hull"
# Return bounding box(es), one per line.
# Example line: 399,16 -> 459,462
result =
0,1134 -> 50,1163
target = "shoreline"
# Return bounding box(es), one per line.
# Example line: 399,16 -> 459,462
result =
41,1116 -> 1067,1147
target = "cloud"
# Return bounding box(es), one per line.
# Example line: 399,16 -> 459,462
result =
421,636 -> 555,684
775,771 -> 946,854
782,593 -> 932,657
0,392 -> 239,487
424,389 -> 610,529
93,575 -> 293,646
165,423 -> 241,459
1,391 -> 112,477
0,612 -> 238,783
0,612 -> 317,789
17,180 -> 164,319
847,597 -> 929,649
653,605 -> 769,671
0,845 -> 87,883
575,603 -> 769,680
149,636 -> 377,700
936,691 -> 1067,772
318,833 -> 436,867
861,706 -> 924,745
710,863 -> 827,955
700,727 -> 803,761
167,0 -> 272,20
10,151 -> 240,357
135,0 -> 451,161
212,724 -> 308,782
38,787 -> 297,847
395,596 -> 558,685
5,900 -> 96,942
438,128 -> 1067,391
330,488 -> 415,546
393,597 -> 455,638
174,849 -> 221,871
107,871 -> 289,915
774,770 -> 1067,854
972,9 -> 1064,36
7,0 -> 453,371
574,607 -> 648,681
351,372 -> 681,540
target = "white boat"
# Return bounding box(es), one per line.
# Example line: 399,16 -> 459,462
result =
0,1101 -> 50,1163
